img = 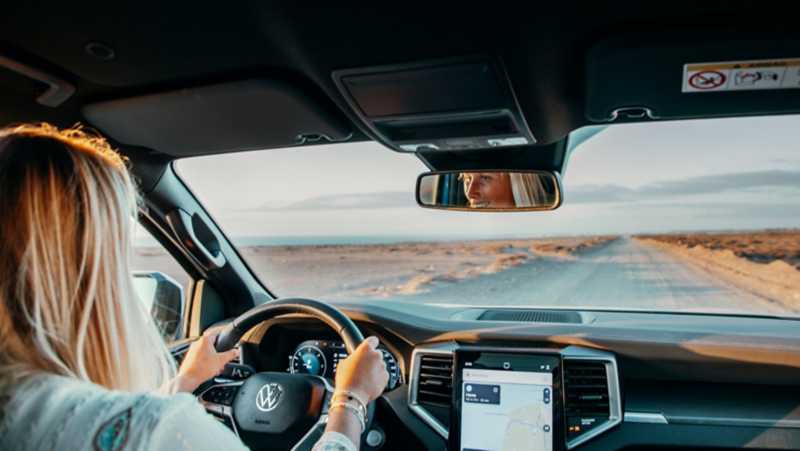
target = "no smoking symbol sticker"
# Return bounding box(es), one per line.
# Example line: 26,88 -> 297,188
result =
689,70 -> 726,90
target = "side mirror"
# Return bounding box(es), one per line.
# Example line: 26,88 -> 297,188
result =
132,272 -> 184,341
416,170 -> 563,211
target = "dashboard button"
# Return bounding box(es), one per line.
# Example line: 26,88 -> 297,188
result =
568,415 -> 604,439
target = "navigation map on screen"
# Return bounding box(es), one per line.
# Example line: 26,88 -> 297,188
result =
460,367 -> 553,451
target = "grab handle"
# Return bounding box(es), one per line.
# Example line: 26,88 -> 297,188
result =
0,54 -> 75,107
166,209 -> 226,270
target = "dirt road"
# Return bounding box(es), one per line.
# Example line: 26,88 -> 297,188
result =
394,237 -> 797,315
134,235 -> 798,315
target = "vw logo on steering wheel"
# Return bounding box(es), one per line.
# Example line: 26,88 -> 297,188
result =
255,383 -> 283,412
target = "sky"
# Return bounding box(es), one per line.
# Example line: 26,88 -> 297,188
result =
146,115 -> 800,246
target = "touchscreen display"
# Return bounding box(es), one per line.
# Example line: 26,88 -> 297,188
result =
459,353 -> 558,451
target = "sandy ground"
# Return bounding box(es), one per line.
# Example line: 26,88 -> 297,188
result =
636,231 -> 800,311
132,236 -> 617,298
132,232 -> 800,316
234,236 -> 618,299
643,231 -> 800,270
375,237 -> 800,314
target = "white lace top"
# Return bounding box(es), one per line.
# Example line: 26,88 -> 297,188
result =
0,373 -> 356,451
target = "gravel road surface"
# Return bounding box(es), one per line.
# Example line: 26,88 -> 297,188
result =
395,237 -> 792,314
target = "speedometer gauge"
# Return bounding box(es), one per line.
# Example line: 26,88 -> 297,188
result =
292,345 -> 327,376
380,349 -> 400,389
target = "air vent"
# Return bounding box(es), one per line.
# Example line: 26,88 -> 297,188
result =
417,354 -> 453,407
563,360 -> 610,416
478,309 -> 582,323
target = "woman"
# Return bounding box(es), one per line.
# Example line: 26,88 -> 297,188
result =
0,123 -> 387,450
461,172 -> 549,208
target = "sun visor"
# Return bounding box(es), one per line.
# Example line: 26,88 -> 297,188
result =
333,55 -> 535,153
81,79 -> 352,156
586,33 -> 800,122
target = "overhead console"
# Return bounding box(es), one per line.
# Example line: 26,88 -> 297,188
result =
333,55 -> 536,153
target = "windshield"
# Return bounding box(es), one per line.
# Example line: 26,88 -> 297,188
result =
171,115 -> 800,316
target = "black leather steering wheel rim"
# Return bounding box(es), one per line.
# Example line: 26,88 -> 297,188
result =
215,298 -> 365,353
206,298 -> 375,451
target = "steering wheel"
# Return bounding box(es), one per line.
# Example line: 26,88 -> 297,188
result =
195,298 -> 375,451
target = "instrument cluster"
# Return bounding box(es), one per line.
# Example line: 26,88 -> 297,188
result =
286,339 -> 402,390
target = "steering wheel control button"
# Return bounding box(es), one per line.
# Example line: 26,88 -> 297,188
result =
221,363 -> 256,380
202,385 -> 240,406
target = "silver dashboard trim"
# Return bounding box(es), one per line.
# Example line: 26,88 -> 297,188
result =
624,411 -> 669,424
408,342 -> 458,439
407,343 -> 623,448
561,345 -> 622,449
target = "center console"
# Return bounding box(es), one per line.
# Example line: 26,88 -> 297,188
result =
452,350 -> 566,451
409,343 -> 621,450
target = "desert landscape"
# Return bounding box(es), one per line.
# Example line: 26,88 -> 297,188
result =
233,236 -> 618,299
133,230 -> 800,315
642,231 -> 800,269
637,230 -> 800,310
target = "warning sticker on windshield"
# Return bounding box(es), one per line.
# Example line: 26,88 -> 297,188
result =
683,58 -> 800,93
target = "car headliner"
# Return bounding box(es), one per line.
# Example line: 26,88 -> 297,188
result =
1,1 -> 799,169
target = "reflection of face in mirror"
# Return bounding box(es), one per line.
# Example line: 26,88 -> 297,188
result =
417,171 -> 558,210
460,172 -> 516,208
460,172 -> 551,208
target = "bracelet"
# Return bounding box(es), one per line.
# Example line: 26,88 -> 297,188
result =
329,401 -> 366,433
331,390 -> 367,415
330,394 -> 366,420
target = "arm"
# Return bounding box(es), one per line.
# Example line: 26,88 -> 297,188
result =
314,336 -> 389,451
172,330 -> 240,393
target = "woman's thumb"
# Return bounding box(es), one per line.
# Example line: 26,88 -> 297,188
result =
361,336 -> 379,350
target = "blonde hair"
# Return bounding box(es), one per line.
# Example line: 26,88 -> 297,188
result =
0,123 -> 176,393
509,172 -> 548,207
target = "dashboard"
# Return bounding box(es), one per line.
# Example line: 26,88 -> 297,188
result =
222,301 -> 800,451
287,339 -> 402,390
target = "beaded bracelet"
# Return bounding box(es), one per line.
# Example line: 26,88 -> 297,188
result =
331,390 -> 367,417
329,401 -> 366,433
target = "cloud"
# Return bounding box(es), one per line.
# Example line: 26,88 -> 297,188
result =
609,201 -> 800,219
566,170 -> 800,204
258,191 -> 415,211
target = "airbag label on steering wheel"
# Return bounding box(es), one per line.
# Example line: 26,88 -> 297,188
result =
683,57 -> 800,92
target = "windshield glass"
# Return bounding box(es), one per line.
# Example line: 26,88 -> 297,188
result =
174,115 -> 800,316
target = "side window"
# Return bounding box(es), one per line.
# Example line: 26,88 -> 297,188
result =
132,226 -> 192,344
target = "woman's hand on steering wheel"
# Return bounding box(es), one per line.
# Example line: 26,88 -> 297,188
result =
334,336 -> 390,403
175,330 -> 240,393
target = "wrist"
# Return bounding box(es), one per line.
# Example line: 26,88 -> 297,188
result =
173,374 -> 200,393
329,401 -> 366,433
332,390 -> 367,412
336,385 -> 370,404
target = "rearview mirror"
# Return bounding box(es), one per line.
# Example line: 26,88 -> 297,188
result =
132,272 -> 184,341
416,170 -> 562,211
